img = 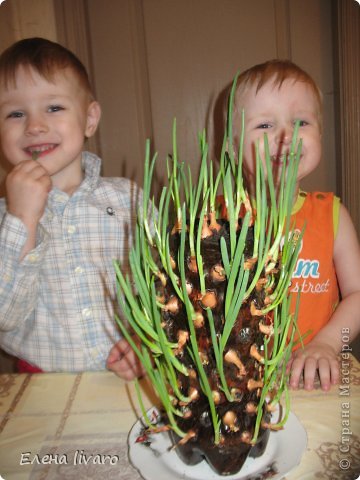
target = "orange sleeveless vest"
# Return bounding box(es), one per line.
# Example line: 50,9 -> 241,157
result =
217,191 -> 339,346
289,191 -> 339,346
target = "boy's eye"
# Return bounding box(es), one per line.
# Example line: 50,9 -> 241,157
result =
7,111 -> 24,119
298,120 -> 309,127
48,105 -> 64,113
256,123 -> 272,129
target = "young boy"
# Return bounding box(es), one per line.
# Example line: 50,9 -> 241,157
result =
0,37 -> 142,373
230,59 -> 360,391
110,60 -> 360,390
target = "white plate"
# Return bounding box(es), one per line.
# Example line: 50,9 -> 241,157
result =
128,407 -> 307,480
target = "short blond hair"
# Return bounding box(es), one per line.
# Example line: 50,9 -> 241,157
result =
232,59 -> 323,129
0,37 -> 94,99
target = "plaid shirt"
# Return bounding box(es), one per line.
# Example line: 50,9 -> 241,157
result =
0,152 -> 140,371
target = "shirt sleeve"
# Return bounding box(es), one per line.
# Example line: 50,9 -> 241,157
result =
0,212 -> 49,331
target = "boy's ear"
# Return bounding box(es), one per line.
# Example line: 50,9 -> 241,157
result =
85,101 -> 101,138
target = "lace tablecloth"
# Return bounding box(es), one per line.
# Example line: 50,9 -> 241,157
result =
0,356 -> 359,479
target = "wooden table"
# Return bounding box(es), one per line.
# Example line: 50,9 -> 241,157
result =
0,356 -> 359,479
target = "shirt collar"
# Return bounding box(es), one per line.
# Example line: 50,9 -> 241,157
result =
291,190 -> 307,215
80,151 -> 102,192
46,152 -> 102,213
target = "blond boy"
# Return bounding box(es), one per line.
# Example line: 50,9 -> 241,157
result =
0,37 -> 142,373
231,60 -> 360,391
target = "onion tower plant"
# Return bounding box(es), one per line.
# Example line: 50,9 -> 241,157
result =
114,75 -> 304,476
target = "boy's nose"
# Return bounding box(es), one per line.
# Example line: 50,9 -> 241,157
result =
275,128 -> 292,145
25,115 -> 49,135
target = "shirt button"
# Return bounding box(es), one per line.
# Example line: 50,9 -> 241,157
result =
75,266 -> 84,274
90,347 -> 100,359
28,253 -> 38,262
67,225 -> 76,234
3,273 -> 12,283
55,194 -> 67,202
82,308 -> 92,319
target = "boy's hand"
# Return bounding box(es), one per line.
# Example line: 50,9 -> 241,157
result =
287,341 -> 339,391
6,160 -> 52,225
107,337 -> 146,380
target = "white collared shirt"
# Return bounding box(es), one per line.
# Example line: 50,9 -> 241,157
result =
0,151 -> 141,371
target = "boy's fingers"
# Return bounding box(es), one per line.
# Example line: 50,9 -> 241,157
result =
302,356 -> 317,390
107,352 -> 145,380
289,356 -> 305,389
108,360 -> 135,380
106,348 -> 119,364
317,358 -> 331,391
107,340 -> 131,363
285,356 -> 293,375
11,159 -> 45,174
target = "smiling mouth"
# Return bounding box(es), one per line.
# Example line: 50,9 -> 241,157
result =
271,155 -> 286,166
25,144 -> 58,158
270,153 -> 300,166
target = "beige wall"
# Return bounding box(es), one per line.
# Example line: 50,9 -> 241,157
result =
86,0 -> 337,199
0,0 -> 337,199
